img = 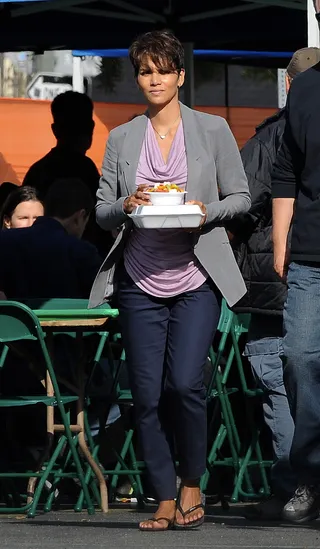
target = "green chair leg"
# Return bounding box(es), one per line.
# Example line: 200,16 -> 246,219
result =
28,436 -> 67,518
128,441 -> 144,502
44,442 -> 75,513
201,424 -> 227,492
110,428 -> 134,494
75,444 -> 101,512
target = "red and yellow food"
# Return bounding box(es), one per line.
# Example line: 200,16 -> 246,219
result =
147,183 -> 183,193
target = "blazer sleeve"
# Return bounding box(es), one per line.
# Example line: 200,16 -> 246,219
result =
95,132 -> 128,231
205,118 -> 251,225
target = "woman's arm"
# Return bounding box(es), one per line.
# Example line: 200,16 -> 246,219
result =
95,133 -> 128,231
96,132 -> 151,231
205,119 -> 251,225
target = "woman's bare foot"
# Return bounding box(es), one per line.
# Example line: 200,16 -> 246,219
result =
139,500 -> 176,531
175,484 -> 204,526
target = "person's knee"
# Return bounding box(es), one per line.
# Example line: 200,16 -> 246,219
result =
131,383 -> 160,415
167,377 -> 205,400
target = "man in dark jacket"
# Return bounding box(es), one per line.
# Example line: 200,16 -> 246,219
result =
229,46 -> 320,520
0,177 -> 102,300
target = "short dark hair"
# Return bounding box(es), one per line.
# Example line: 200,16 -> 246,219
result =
129,30 -> 184,77
51,91 -> 94,133
51,91 -> 93,120
0,186 -> 41,226
44,178 -> 94,219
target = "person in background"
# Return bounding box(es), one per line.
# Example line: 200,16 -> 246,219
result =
0,178 -> 101,300
1,186 -> 43,229
89,29 -> 250,531
23,91 -> 98,198
227,47 -> 320,521
271,1 -> 320,525
22,91 -> 112,255
0,179 -> 105,468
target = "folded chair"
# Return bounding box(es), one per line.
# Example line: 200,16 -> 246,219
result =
201,300 -> 271,502
201,300 -> 245,499
228,311 -> 272,502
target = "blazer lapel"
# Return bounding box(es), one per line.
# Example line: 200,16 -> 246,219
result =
121,114 -> 148,195
180,103 -> 202,201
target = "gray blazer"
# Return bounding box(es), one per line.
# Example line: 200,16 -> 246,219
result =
89,103 -> 251,309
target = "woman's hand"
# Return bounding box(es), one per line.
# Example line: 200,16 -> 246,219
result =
123,185 -> 151,214
186,200 -> 207,229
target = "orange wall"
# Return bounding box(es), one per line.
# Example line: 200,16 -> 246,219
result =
0,98 -> 277,186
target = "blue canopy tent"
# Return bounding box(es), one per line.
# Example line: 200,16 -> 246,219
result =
72,48 -> 294,59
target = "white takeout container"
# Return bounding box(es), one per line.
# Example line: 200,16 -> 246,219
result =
129,204 -> 204,229
145,191 -> 187,206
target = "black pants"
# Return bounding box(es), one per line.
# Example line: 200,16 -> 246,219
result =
118,268 -> 221,500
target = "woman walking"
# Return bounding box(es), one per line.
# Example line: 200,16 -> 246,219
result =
90,29 -> 250,531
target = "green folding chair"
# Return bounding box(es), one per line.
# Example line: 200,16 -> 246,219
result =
0,300 -> 95,517
201,299 -> 272,502
106,339 -> 146,505
24,298 -> 119,513
28,298 -> 141,511
201,300 -> 250,500
228,311 -> 272,502
75,334 -> 146,509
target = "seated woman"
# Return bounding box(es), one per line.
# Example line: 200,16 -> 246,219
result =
1,186 -> 43,229
0,186 -> 43,299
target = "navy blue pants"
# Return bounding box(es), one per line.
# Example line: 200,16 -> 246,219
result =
118,267 -> 221,501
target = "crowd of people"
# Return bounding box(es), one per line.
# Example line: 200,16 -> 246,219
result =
1,1 -> 320,532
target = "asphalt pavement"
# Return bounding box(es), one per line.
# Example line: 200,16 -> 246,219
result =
2,504 -> 320,549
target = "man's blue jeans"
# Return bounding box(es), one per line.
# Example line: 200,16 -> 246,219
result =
244,315 -> 297,499
283,261 -> 320,485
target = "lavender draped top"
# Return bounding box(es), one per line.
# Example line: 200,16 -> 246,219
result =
124,119 -> 207,297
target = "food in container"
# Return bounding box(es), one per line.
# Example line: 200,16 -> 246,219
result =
145,183 -> 187,205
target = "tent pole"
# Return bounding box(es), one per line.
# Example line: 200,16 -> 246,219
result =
308,0 -> 319,47
72,56 -> 84,93
183,42 -> 194,108
277,69 -> 287,109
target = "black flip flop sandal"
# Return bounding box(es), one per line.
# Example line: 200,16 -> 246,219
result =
139,516 -> 174,532
174,502 -> 205,530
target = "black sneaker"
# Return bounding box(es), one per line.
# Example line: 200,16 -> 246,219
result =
244,496 -> 286,521
282,485 -> 320,523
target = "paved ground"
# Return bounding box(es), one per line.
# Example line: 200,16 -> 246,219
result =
2,505 -> 320,549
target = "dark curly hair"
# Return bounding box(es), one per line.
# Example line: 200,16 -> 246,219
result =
129,29 -> 184,77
